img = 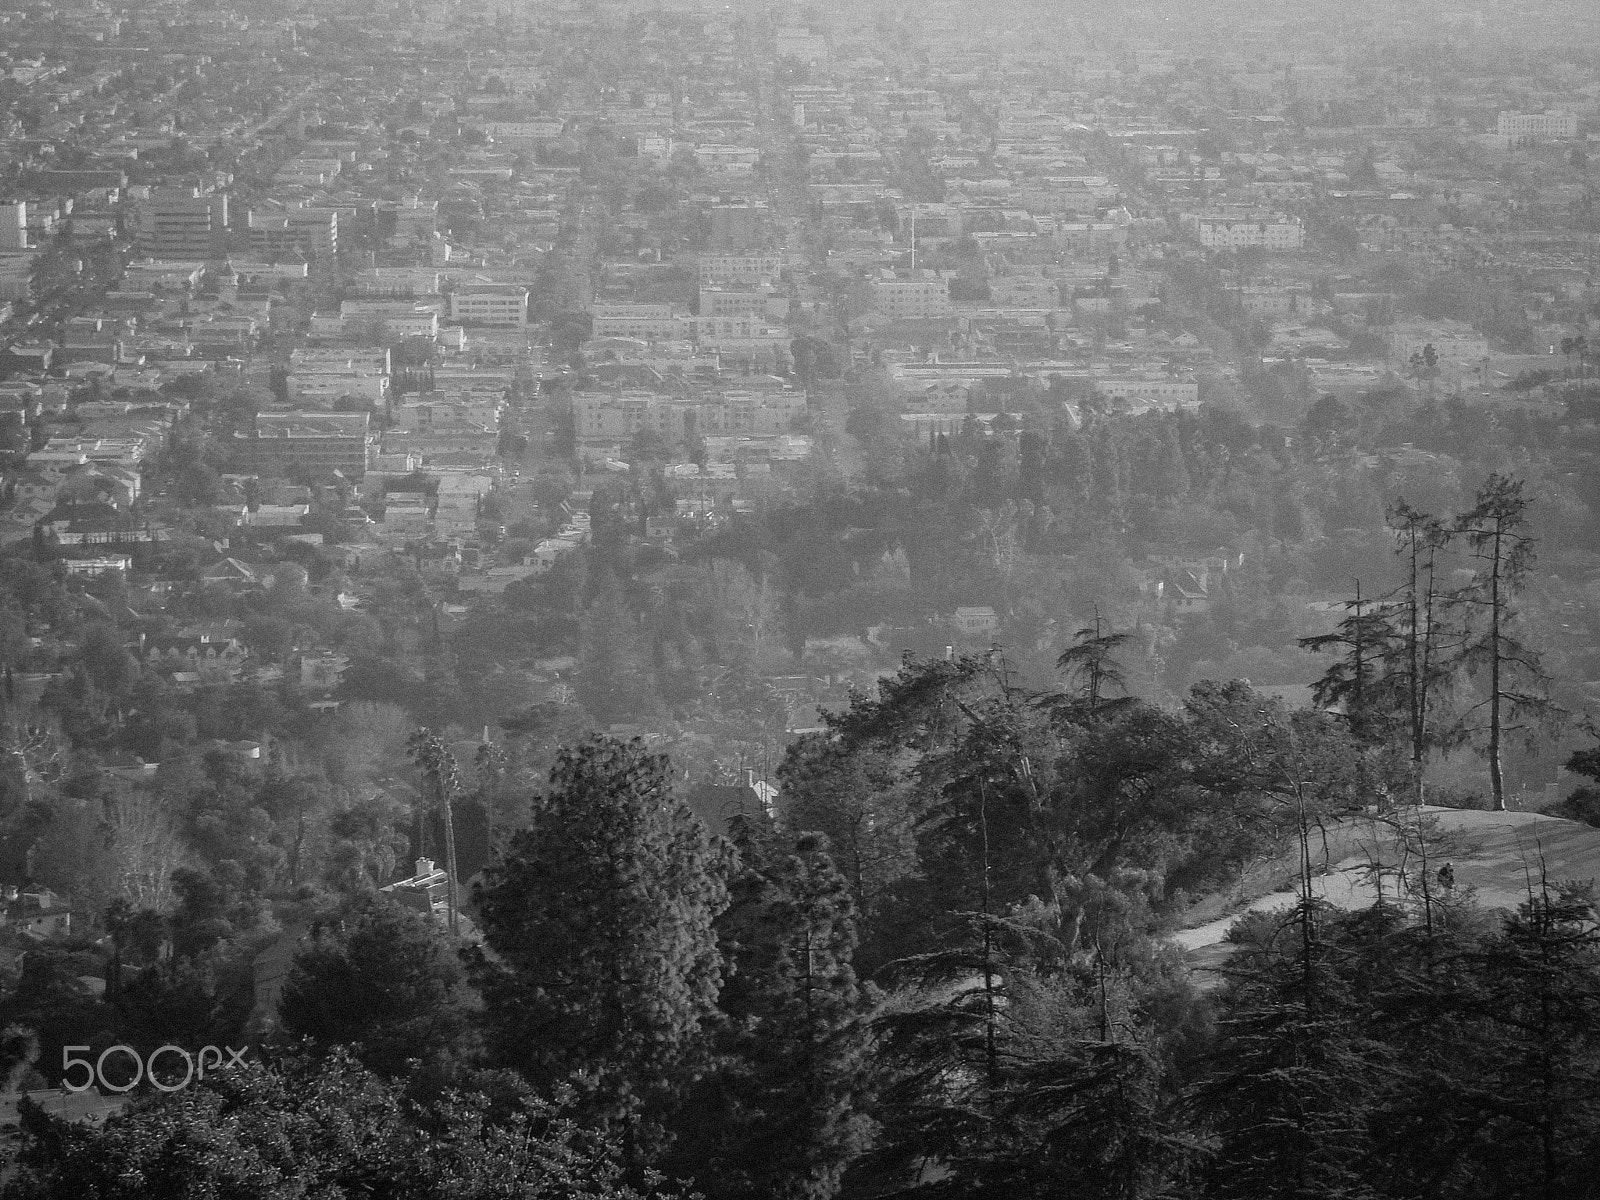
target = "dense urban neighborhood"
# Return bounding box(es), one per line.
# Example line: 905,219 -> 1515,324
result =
0,0 -> 1599,1195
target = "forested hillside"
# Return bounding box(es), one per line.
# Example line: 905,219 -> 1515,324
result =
7,614 -> 1600,1197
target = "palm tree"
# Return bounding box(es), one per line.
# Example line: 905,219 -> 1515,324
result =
407,728 -> 461,935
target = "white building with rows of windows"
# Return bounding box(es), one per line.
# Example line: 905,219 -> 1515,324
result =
870,272 -> 953,320
1497,110 -> 1578,139
1182,212 -> 1306,251
449,283 -> 529,327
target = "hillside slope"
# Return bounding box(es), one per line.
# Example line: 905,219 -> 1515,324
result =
1173,806 -> 1600,975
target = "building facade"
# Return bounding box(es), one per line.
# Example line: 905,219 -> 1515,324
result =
235,411 -> 373,478
450,283 -> 529,327
1184,212 -> 1306,251
1497,111 -> 1578,139
871,274 -> 953,320
132,188 -> 229,259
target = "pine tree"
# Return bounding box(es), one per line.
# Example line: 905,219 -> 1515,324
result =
1196,900 -> 1396,1200
277,895 -> 478,1078
862,907 -> 1193,1199
669,822 -> 873,1200
1388,500 -> 1458,805
1372,883 -> 1600,1200
467,736 -> 727,1170
858,908 -> 1062,1197
775,655 -> 993,973
1189,688 -> 1392,1198
1053,612 -> 1138,724
994,977 -> 1195,1200
1454,475 -> 1558,811
1299,580 -> 1407,746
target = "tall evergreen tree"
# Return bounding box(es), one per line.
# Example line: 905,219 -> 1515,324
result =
1388,500 -> 1458,805
1299,580 -> 1407,746
467,736 -> 727,1169
1371,884 -> 1600,1200
776,655 -> 994,973
670,822 -> 873,1200
1054,612 -> 1137,724
277,895 -> 479,1079
862,905 -> 1193,1199
1197,900 -> 1398,1200
1454,475 -> 1557,811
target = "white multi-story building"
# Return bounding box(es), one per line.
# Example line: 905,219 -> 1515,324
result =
450,283 -> 529,327
590,303 -> 690,340
1183,212 -> 1306,251
292,372 -> 389,404
692,144 -> 761,173
572,393 -> 693,444
870,272 -> 953,320
131,188 -> 228,259
572,390 -> 805,446
697,254 -> 784,287
1497,111 -> 1578,139
247,208 -> 338,259
311,303 -> 440,340
0,203 -> 27,251
698,288 -> 768,319
696,390 -> 807,436
474,119 -> 565,143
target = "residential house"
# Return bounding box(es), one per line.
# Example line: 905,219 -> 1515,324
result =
7,886 -> 73,939
952,605 -> 999,635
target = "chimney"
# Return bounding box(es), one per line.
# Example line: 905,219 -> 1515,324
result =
746,768 -> 756,790
416,857 -> 435,878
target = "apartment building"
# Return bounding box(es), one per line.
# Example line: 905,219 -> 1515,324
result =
692,144 -> 761,172
572,389 -> 805,445
697,390 -> 807,435
1497,110 -> 1578,139
0,203 -> 27,251
573,392 -> 695,444
235,412 -> 373,478
0,254 -> 36,302
697,253 -> 784,286
449,283 -> 529,327
131,188 -> 229,259
590,303 -> 690,340
473,119 -> 565,148
698,287 -> 768,319
290,371 -> 389,405
1182,211 -> 1306,251
870,272 -> 953,320
1052,216 -> 1131,257
313,301 -> 440,340
247,208 -> 338,260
